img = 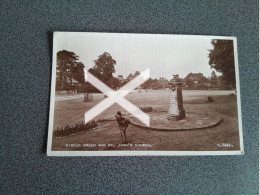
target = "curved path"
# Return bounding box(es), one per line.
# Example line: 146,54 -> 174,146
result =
98,111 -> 222,131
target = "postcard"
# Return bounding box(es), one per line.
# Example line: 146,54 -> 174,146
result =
47,32 -> 244,156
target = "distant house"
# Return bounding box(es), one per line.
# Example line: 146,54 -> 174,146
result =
185,73 -> 205,81
184,73 -> 209,89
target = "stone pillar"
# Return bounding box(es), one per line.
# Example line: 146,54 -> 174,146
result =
167,82 -> 185,121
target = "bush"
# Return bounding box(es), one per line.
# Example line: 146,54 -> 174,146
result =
140,106 -> 153,113
54,120 -> 98,138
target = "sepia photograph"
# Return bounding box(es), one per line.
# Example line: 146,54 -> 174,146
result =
47,32 -> 243,156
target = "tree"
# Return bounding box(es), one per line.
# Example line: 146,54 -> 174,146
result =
210,70 -> 218,88
126,73 -> 134,81
57,50 -> 85,90
208,40 -> 236,86
71,62 -> 85,84
112,77 -> 121,89
88,68 -> 102,80
93,52 -> 116,88
198,75 -> 209,84
151,82 -> 159,90
142,78 -> 153,89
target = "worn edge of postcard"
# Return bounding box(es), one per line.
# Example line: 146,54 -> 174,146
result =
47,32 -> 244,156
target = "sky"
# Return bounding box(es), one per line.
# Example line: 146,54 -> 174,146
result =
55,32 -> 221,80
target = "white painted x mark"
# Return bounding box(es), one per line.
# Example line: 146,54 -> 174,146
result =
85,69 -> 150,126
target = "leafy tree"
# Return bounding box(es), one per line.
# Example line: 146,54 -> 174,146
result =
88,68 -> 102,80
57,50 -> 85,90
208,40 -> 236,86
198,75 -> 209,84
151,82 -> 160,90
142,78 -> 153,89
126,73 -> 134,81
210,70 -> 218,88
93,52 -> 116,88
71,62 -> 85,84
112,77 -> 121,89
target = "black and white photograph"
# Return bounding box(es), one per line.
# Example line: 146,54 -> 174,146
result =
47,32 -> 243,156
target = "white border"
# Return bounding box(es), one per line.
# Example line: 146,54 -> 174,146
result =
47,32 -> 244,156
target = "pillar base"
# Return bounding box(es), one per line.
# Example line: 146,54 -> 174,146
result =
167,108 -> 185,121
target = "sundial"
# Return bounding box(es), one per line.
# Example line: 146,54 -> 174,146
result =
167,74 -> 186,121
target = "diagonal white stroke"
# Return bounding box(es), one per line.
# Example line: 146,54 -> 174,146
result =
84,98 -> 116,122
85,69 -> 150,126
86,69 -> 150,98
116,98 -> 150,126
119,69 -> 150,96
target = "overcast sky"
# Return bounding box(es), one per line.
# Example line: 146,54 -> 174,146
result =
55,32 -> 220,80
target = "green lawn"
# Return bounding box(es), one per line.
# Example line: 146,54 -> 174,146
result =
52,90 -> 241,151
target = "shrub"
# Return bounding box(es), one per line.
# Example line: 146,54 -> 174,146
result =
140,106 -> 153,113
54,120 -> 98,138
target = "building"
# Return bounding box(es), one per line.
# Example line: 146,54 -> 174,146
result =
184,73 -> 209,89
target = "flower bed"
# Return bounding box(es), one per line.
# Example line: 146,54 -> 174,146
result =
140,106 -> 153,113
54,120 -> 98,138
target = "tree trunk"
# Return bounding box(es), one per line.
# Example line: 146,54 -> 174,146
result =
61,72 -> 64,90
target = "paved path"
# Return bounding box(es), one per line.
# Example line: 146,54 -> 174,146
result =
55,90 -> 236,102
55,93 -> 104,102
130,112 -> 222,131
55,94 -> 84,102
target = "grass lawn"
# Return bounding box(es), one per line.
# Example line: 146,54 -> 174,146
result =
51,90 -> 241,151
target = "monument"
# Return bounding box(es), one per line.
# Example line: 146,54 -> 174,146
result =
167,74 -> 186,121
